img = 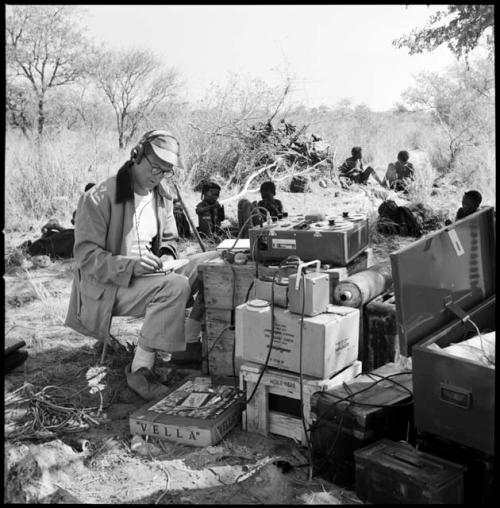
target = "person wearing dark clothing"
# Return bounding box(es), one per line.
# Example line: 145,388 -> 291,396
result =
339,146 -> 383,185
22,182 -> 97,259
377,199 -> 422,237
257,181 -> 285,220
173,198 -> 191,238
384,150 -> 415,193
456,190 -> 482,220
195,181 -> 225,239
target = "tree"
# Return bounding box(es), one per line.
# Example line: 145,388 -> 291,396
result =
6,5 -> 88,135
393,5 -> 494,60
6,83 -> 34,136
402,57 -> 494,172
89,47 -> 180,149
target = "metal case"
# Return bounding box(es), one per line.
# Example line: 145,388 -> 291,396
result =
354,439 -> 466,504
310,362 -> 413,487
417,432 -> 496,505
390,207 -> 496,455
288,271 -> 329,316
363,291 -> 399,372
249,214 -> 369,265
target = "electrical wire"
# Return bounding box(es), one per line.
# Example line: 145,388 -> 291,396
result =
243,269 -> 280,405
241,256 -> 301,405
297,269 -> 314,481
463,315 -> 494,366
309,371 -> 414,433
309,371 -> 413,477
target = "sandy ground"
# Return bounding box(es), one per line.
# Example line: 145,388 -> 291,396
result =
4,181 -> 448,504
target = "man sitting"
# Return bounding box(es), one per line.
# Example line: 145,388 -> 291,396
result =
257,181 -> 285,221
65,130 -> 218,401
384,150 -> 415,193
339,146 -> 383,186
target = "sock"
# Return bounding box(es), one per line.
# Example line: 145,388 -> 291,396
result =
131,345 -> 156,373
185,318 -> 202,344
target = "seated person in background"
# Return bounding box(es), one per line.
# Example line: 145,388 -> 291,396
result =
339,146 -> 383,186
456,190 -> 482,220
257,181 -> 285,220
22,182 -> 97,259
195,181 -> 226,239
384,150 -> 414,193
377,200 -> 422,238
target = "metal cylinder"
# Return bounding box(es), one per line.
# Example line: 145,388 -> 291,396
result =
333,263 -> 392,308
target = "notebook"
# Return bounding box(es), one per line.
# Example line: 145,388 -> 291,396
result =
141,258 -> 190,276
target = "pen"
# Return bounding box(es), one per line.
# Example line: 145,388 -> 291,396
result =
145,245 -> 164,273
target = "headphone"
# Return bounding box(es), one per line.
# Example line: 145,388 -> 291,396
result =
130,129 -> 176,164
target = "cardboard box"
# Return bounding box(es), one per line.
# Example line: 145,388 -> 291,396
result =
235,302 -> 359,378
129,378 -> 243,447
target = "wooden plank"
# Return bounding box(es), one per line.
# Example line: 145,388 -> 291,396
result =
269,412 -> 303,443
203,308 -> 237,378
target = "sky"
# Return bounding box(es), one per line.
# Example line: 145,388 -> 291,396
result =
81,4 -> 459,112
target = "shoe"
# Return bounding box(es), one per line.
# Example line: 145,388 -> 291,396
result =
169,342 -> 202,366
124,364 -> 170,401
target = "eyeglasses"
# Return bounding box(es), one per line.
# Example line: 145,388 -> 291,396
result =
144,153 -> 174,178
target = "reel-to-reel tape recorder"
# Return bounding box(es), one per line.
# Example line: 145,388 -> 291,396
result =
248,213 -> 369,265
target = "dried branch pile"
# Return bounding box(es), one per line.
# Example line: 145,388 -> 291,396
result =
220,119 -> 334,198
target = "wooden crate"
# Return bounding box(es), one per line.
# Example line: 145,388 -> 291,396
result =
199,258 -> 278,310
199,248 -> 373,311
239,360 -> 362,447
202,308 -> 240,379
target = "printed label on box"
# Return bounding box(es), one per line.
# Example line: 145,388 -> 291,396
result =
272,238 -> 296,249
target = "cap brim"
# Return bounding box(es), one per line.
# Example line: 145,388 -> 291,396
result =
150,144 -> 184,169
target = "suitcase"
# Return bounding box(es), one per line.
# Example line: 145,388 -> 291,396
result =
354,438 -> 466,504
390,207 -> 496,455
310,362 -> 414,487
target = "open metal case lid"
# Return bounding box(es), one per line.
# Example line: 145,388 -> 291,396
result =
390,207 -> 496,356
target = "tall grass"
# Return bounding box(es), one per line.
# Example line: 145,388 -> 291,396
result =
4,103 -> 495,233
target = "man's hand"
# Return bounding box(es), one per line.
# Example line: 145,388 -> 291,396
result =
133,251 -> 163,276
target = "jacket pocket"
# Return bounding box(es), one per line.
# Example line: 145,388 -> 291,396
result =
79,280 -> 106,336
81,281 -> 105,300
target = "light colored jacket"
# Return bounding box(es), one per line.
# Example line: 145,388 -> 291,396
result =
65,162 -> 179,341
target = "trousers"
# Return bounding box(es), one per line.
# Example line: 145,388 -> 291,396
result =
112,250 -> 218,352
